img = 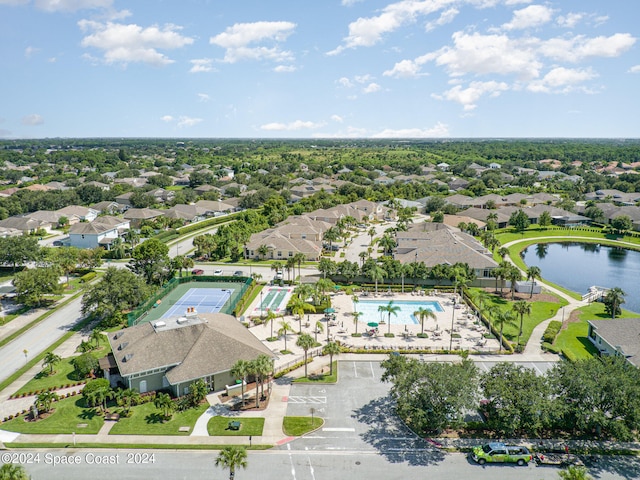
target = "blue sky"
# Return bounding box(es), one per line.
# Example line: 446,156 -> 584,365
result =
0,0 -> 638,139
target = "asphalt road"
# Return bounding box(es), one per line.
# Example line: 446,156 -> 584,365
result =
0,296 -> 84,384
14,449 -> 638,480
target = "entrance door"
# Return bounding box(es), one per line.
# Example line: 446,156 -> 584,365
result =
139,380 -> 147,394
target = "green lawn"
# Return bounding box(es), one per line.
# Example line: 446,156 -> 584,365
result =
282,416 -> 323,436
206,416 -> 265,436
109,402 -> 208,436
293,362 -> 338,383
14,345 -> 111,396
471,289 -> 568,347
555,302 -> 638,360
1,395 -> 104,434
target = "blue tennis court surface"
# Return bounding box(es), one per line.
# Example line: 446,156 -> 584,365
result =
162,287 -> 232,318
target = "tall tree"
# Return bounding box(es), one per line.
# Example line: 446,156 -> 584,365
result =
13,265 -> 62,307
490,307 -> 516,353
526,265 -> 542,298
603,287 -> 625,319
0,235 -> 41,271
296,333 -> 315,378
382,300 -> 401,335
231,359 -> 250,406
81,267 -> 150,319
323,341 -> 341,376
278,319 -> 294,351
128,238 -> 171,285
215,446 -> 248,480
414,306 -> 437,335
42,351 -> 62,375
512,300 -> 532,348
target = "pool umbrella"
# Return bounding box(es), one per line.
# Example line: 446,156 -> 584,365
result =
324,308 -> 335,313
334,285 -> 341,290
367,322 -> 379,328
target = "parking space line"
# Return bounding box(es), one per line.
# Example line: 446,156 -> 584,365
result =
353,361 -> 358,378
370,362 -> 375,378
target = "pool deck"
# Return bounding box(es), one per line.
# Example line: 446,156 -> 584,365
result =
247,289 -> 501,366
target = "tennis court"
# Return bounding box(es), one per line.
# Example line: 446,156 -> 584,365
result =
138,280 -> 247,324
161,287 -> 232,319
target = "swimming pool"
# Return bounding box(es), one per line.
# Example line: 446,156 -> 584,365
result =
356,300 -> 444,325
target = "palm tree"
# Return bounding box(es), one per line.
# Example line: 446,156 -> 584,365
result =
506,265 -> 522,300
253,354 -> 273,407
257,244 -> 269,260
490,307 -> 516,353
368,226 -> 377,245
116,388 -> 140,415
296,333 -> 315,378
264,309 -> 281,339
377,234 -> 396,256
604,287 -> 626,319
42,351 -> 62,375
352,294 -> 359,313
286,256 -> 297,283
497,246 -> 510,259
293,252 -> 306,284
288,294 -> 315,333
526,265 -> 542,298
323,341 -> 341,376
189,379 -> 209,406
558,465 -> 592,480
35,390 -> 59,414
271,261 -> 283,279
471,289 -> 492,321
90,328 -> 103,348
512,300 -> 532,347
414,307 -> 437,335
215,445 -> 248,480
323,226 -> 340,251
231,359 -> 250,406
153,392 -> 176,420
352,311 -> 361,334
358,251 -> 367,265
278,319 -> 294,351
383,300 -> 401,335
368,264 -> 386,295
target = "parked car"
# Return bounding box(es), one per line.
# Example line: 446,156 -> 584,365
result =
233,270 -> 244,277
471,442 -> 532,466
191,269 -> 204,276
52,240 -> 64,247
274,272 -> 283,280
213,269 -> 224,276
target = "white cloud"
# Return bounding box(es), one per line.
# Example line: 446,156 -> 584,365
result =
557,12 -> 584,29
629,65 -> 640,73
210,21 -> 296,63
426,31 -> 542,80
177,116 -> 203,128
540,33 -> 636,63
502,5 -> 554,31
24,46 -> 39,58
189,58 -> 214,73
363,82 -> 382,94
0,0 -> 29,5
160,115 -> 174,122
331,115 -> 344,123
384,59 -> 425,78
21,114 -> 44,125
433,81 -> 509,110
328,0 -> 457,54
274,65 -> 296,73
425,7 -> 459,31
79,20 -> 194,66
337,77 -> 354,88
197,93 -> 210,102
341,0 -> 363,5
260,120 -> 325,131
371,122 -> 450,138
527,67 -> 597,93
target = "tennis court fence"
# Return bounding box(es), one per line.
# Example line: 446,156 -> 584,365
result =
127,275 -> 253,326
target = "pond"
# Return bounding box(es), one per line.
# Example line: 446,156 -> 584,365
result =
521,242 -> 640,314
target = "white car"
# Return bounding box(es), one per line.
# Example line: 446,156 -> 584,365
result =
213,269 -> 224,276
274,272 -> 283,280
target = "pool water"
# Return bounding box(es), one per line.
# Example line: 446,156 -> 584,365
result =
356,300 -> 444,325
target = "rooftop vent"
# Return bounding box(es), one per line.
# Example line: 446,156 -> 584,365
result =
123,354 -> 133,363
117,342 -> 128,351
154,321 -> 166,328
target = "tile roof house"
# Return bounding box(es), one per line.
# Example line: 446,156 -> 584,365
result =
56,205 -> 99,222
123,208 -> 165,229
394,227 -> 497,279
102,313 -> 274,396
0,216 -> 53,234
244,231 -> 322,261
68,215 -> 130,249
588,318 -> 640,366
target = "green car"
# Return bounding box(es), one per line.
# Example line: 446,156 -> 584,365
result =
471,442 -> 532,466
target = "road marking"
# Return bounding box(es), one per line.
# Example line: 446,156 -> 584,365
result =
370,362 -> 375,378
287,396 -> 327,404
353,361 -> 358,378
322,427 -> 355,432
307,455 -> 316,480
286,443 -> 297,479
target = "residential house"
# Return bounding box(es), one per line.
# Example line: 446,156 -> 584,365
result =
123,208 -> 165,229
0,216 -> 53,234
85,181 -> 111,191
27,210 -> 77,226
587,318 -> 640,366
394,227 -> 498,280
162,204 -> 207,223
244,231 -> 322,261
57,205 -> 99,222
101,313 -> 274,395
68,215 -> 130,249
91,201 -> 126,215
194,199 -> 236,215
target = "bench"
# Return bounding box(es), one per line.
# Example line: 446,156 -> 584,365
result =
179,426 -> 190,432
